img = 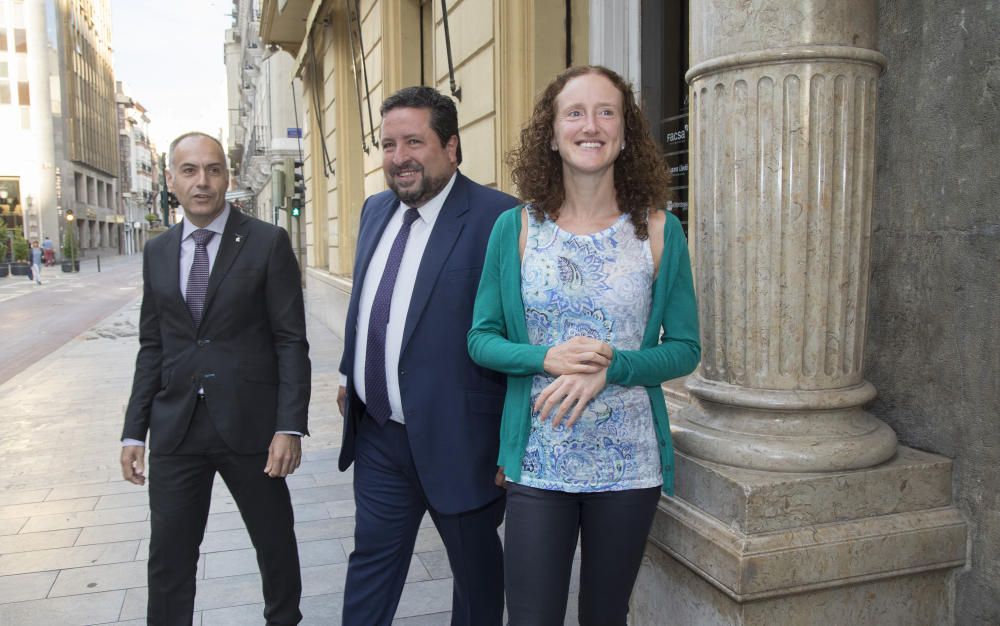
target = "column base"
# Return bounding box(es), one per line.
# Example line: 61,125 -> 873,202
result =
630,447 -> 967,625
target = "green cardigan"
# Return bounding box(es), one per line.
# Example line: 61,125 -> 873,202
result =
467,206 -> 701,495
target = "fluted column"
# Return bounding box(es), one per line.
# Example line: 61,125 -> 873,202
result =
673,0 -> 896,471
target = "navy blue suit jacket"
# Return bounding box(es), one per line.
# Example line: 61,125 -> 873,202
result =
339,171 -> 517,515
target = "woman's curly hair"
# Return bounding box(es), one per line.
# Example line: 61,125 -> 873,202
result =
507,65 -> 671,241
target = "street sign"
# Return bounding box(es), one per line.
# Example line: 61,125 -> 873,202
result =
287,128 -> 302,138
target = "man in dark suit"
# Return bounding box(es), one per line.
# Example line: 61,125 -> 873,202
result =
337,87 -> 517,625
120,132 -> 310,625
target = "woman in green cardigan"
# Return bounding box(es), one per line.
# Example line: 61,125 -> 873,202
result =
467,65 -> 700,625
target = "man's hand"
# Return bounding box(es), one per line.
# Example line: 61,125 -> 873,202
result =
495,466 -> 506,488
264,433 -> 302,478
534,370 -> 608,429
337,385 -> 347,417
543,337 -> 613,376
120,445 -> 146,486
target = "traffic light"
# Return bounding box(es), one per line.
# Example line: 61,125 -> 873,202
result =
283,158 -> 305,218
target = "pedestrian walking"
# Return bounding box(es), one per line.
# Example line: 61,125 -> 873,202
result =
120,131 -> 310,625
29,241 -> 42,285
337,86 -> 517,626
468,65 -> 701,625
41,236 -> 54,266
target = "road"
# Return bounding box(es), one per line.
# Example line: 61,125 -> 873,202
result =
0,256 -> 143,385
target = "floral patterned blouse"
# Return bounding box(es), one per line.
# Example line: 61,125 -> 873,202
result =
517,211 -> 663,493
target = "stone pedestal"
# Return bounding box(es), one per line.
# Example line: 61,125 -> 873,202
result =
631,448 -> 966,625
631,1 -> 968,623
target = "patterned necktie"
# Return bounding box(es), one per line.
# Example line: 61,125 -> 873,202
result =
365,208 -> 421,425
185,229 -> 215,329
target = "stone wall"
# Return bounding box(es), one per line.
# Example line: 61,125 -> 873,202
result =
868,1 -> 1000,623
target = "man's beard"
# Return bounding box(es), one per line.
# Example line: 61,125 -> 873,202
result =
387,162 -> 451,207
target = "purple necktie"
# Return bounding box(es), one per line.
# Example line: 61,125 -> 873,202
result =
185,229 -> 215,329
365,208 -> 420,425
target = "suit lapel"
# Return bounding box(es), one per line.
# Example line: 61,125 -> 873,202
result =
353,196 -> 398,289
400,174 -> 470,351
161,224 -> 185,309
202,209 -> 249,323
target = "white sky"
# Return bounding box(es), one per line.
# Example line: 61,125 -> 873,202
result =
110,0 -> 233,153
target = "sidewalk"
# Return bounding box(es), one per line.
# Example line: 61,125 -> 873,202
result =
0,298 -> 460,625
0,256 -> 136,305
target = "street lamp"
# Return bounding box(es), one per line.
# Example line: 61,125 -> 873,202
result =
65,209 -> 77,272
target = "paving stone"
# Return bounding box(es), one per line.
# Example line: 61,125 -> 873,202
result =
417,549 -> 453,579
20,505 -> 149,533
413,527 -> 446,553
310,469 -> 355,486
118,587 -> 146,621
289,483 -> 354,505
48,559 -> 147,597
299,592 -> 344,624
0,540 -> 139,576
0,528 -> 80,554
301,562 -> 349,596
46,480 -> 143,502
0,589 -> 126,625
0,496 -> 98,520
395,579 -> 453,620
0,570 -> 58,603
326,499 -> 356,519
200,601 -> 264,625
0,517 -> 26,536
394,612 -> 452,625
94,491 -> 150,510
0,488 -> 51,506
205,538 -> 346,579
294,516 -> 355,542
76,520 -> 150,546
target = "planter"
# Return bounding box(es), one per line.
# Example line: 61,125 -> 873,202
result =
10,262 -> 30,276
0,264 -> 8,278
61,260 -> 80,273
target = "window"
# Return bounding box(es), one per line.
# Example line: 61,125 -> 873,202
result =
17,81 -> 28,105
13,28 -> 25,53
0,32 -> 7,52
641,1 -> 689,233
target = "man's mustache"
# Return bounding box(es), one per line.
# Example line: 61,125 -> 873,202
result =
389,161 -> 424,177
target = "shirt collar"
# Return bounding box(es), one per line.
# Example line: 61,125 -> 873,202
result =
400,171 -> 458,224
182,203 -> 231,241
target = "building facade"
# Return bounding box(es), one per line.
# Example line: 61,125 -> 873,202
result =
53,0 -> 121,257
258,1 -> 998,623
1,0 -> 122,262
0,0 -> 60,253
115,81 -> 155,254
226,0 -> 306,264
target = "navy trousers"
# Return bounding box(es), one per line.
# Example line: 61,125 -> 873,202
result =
342,415 -> 505,626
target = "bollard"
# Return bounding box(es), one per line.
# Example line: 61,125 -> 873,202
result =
97,255 -> 101,272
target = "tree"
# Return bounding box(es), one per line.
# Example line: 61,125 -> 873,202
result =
11,230 -> 29,262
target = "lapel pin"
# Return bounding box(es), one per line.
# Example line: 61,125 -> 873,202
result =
235,234 -> 242,244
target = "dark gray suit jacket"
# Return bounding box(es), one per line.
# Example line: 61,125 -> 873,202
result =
123,208 -> 310,454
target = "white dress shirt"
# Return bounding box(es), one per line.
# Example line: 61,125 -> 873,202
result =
123,204 -> 300,446
344,172 -> 457,424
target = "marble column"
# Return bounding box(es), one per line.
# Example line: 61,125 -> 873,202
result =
673,0 -> 896,472
630,2 -> 968,624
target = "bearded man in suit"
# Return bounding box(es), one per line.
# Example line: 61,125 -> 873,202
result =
337,86 -> 518,625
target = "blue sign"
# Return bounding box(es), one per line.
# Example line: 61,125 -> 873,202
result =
287,128 -> 302,138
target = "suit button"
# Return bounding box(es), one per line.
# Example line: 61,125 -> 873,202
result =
399,369 -> 406,376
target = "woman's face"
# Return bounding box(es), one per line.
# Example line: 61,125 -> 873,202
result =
551,73 -> 625,178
